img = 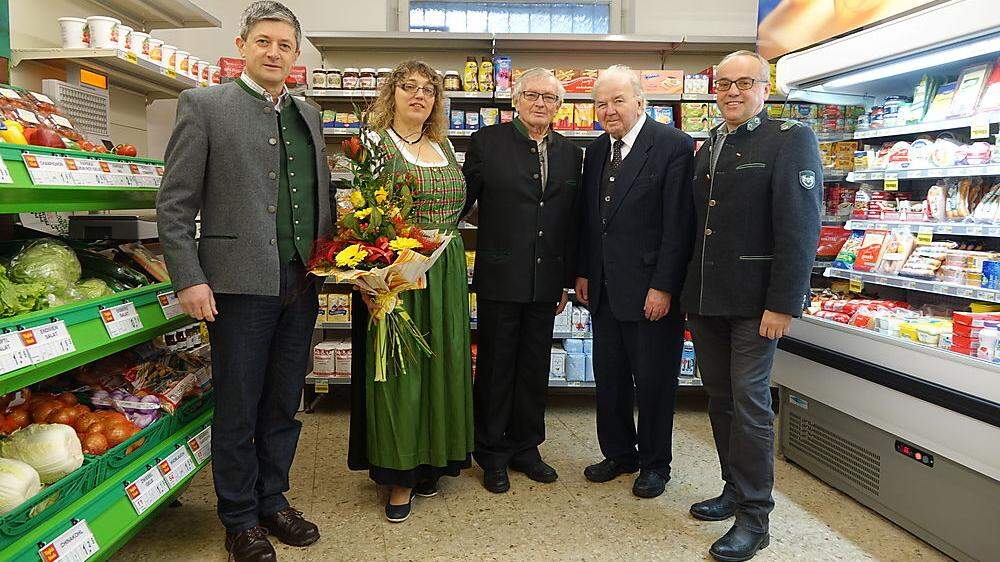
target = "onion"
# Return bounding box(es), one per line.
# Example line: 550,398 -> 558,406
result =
81,432 -> 108,455
30,401 -> 61,424
55,392 -> 77,407
109,390 -> 125,401
7,407 -> 30,430
46,409 -> 74,426
141,395 -> 160,405
106,424 -> 131,447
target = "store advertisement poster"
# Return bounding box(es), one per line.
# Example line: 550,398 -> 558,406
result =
757,0 -> 937,59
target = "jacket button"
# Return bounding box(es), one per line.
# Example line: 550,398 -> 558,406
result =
269,138 -> 277,145
263,107 -> 271,114
539,201 -> 545,207
705,228 -> 713,236
270,239 -> 276,246
709,199 -> 717,207
533,173 -> 539,180
267,205 -> 276,213
705,174 -> 710,180
536,257 -> 542,264
268,171 -> 277,180
290,172 -> 296,177
538,230 -> 543,237
530,147 -> 537,154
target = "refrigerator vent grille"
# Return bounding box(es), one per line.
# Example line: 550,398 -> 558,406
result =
41,79 -> 110,138
787,411 -> 880,495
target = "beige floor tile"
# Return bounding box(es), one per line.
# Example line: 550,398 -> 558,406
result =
115,394 -> 949,562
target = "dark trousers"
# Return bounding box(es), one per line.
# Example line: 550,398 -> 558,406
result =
592,288 -> 683,476
207,260 -> 319,533
687,314 -> 779,534
473,298 -> 556,470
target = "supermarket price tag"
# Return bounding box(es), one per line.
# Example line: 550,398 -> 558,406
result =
0,87 -> 22,99
187,426 -> 212,464
16,108 -> 40,124
970,119 -> 990,139
157,292 -> 183,319
883,172 -> 898,191
977,290 -> 995,301
161,68 -> 178,79
938,224 -> 953,234
0,158 -> 13,184
0,331 -> 33,375
20,321 -> 75,364
917,228 -> 934,244
123,51 -> 138,64
50,114 -> 74,129
125,466 -> 170,515
315,382 -> 329,394
849,277 -> 864,293
158,446 -> 197,489
967,225 -> 984,235
22,154 -> 74,186
100,302 -> 143,339
957,288 -> 976,299
29,91 -> 55,105
37,519 -> 99,562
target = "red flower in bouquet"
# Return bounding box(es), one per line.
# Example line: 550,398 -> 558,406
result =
342,136 -> 364,163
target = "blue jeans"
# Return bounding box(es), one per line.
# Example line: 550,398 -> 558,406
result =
207,260 -> 319,533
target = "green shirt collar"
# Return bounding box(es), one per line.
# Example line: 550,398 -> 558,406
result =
236,72 -> 289,109
513,116 -> 553,143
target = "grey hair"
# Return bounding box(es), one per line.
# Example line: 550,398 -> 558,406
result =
240,1 -> 301,49
512,68 -> 566,106
593,65 -> 645,108
719,50 -> 771,81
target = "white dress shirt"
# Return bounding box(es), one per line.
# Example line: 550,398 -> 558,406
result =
609,113 -> 647,162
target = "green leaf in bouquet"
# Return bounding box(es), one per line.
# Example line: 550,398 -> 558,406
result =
369,207 -> 383,229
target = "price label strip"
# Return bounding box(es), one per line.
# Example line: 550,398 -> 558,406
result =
917,227 -> 934,244
883,172 -> 899,192
20,321 -> 75,364
38,520 -> 99,562
314,382 -> 329,394
970,119 -> 990,140
21,154 -> 75,186
849,276 -> 864,293
125,466 -> 170,515
0,331 -> 33,375
0,157 -> 13,184
158,446 -> 197,489
157,292 -> 183,319
100,303 -> 144,339
187,426 -> 212,464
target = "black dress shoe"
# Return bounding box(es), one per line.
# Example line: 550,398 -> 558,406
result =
225,526 -> 276,562
260,506 -> 320,547
414,480 -> 439,497
483,468 -> 510,493
510,460 -> 558,483
690,495 -> 736,521
632,470 -> 668,498
385,490 -> 416,523
710,525 -> 770,562
584,458 -> 639,483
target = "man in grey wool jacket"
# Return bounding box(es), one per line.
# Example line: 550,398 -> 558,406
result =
155,3 -> 332,561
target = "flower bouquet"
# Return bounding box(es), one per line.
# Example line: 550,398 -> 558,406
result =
309,131 -> 452,382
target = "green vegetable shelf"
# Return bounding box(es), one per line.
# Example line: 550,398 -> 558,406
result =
0,143 -> 164,213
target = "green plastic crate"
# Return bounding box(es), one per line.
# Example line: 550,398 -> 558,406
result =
0,456 -> 101,550
170,390 -> 214,434
98,415 -> 173,477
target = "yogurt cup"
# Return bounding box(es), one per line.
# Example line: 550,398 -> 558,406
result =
117,25 -> 133,51
174,50 -> 190,74
130,32 -> 149,56
58,17 -> 89,49
161,44 -> 178,69
86,16 -> 120,49
146,37 -> 164,62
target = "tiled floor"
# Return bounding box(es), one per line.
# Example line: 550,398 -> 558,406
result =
114,392 -> 948,561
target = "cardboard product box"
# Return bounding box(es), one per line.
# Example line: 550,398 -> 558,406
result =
652,106 -> 674,126
500,110 -> 514,123
465,251 -> 475,282
563,71 -> 598,94
512,68 -> 527,85
697,65 -> 717,92
333,342 -> 352,377
450,110 -> 465,130
327,293 -> 351,324
553,103 -> 575,130
769,63 -> 777,95
636,70 -> 683,94
681,117 -> 710,132
480,107 -> 500,127
469,293 -> 478,322
312,341 -> 340,375
285,66 -> 307,90
322,110 -> 337,128
765,103 -> 784,119
552,68 -> 579,88
708,103 -> 722,118
554,301 -> 573,333
493,55 -> 513,95
549,347 -> 567,379
681,103 -> 710,118
217,57 -> 245,83
316,293 -> 329,325
684,74 -> 710,94
574,103 -> 595,130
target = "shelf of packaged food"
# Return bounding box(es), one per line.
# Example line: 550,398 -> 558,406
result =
814,133 -> 856,142
0,282 -> 189,395
317,322 -> 351,330
0,409 -> 213,562
821,215 -> 848,225
843,220 -> 1000,237
800,315 -> 1000,374
823,169 -> 848,181
306,373 -> 351,385
90,0 -> 222,29
10,48 -> 198,99
307,89 -> 496,100
847,163 -> 1000,182
853,111 -> 1000,140
557,130 -> 603,138
823,267 -> 1000,303
0,143 -> 164,212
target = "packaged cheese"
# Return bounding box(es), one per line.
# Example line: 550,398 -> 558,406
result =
852,230 -> 890,272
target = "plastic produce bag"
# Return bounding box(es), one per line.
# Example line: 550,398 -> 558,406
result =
8,239 -> 81,294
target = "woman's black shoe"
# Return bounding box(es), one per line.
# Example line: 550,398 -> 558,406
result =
385,490 -> 416,523
414,480 -> 439,497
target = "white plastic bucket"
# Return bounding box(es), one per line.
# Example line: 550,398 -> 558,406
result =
86,16 -> 120,49
131,32 -> 149,57
161,44 -> 178,69
58,17 -> 89,49
186,56 -> 199,78
174,50 -> 190,74
146,38 -> 164,62
117,25 -> 132,51
195,61 -> 210,84
208,65 -> 221,85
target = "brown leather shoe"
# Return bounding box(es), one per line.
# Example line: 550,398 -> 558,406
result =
261,506 -> 320,547
224,526 -> 276,562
